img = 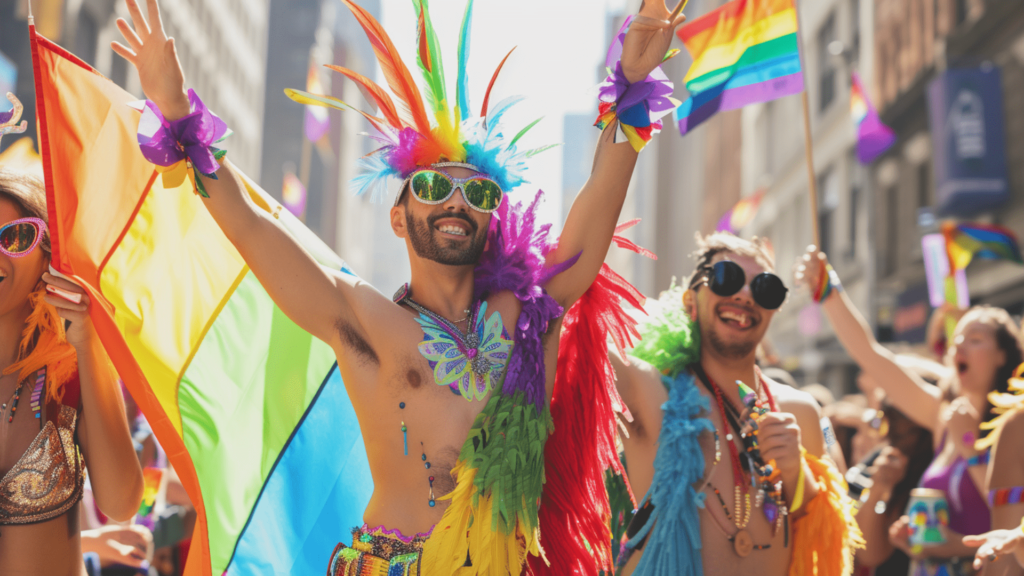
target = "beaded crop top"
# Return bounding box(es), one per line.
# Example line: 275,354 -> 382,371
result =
0,368 -> 85,527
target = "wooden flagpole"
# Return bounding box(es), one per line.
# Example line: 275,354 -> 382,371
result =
794,0 -> 821,249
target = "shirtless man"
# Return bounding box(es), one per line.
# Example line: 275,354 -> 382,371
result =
112,0 -> 686,571
612,232 -> 859,575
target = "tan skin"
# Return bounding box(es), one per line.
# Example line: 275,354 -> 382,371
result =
112,0 -> 687,539
613,251 -> 827,576
797,246 -> 1000,561
0,199 -> 143,576
963,409 -> 1024,575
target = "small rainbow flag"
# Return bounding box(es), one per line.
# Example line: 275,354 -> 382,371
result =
138,467 -> 164,517
716,188 -> 766,233
942,221 -> 1024,272
851,72 -> 895,163
675,0 -> 804,135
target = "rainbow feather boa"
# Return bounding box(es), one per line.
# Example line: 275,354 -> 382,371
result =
422,195 -> 651,574
421,192 -> 571,573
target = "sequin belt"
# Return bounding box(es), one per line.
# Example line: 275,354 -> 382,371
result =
327,524 -> 430,576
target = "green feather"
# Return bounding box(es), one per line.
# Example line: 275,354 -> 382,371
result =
412,0 -> 448,118
458,390 -> 552,535
631,284 -> 702,378
509,117 -> 543,148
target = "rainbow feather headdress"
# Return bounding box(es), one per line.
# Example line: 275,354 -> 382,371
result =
286,0 -> 555,203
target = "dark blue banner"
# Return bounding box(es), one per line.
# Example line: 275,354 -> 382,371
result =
927,67 -> 1009,215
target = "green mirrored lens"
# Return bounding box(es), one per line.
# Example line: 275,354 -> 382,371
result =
463,179 -> 503,211
0,223 -> 37,254
411,171 -> 453,202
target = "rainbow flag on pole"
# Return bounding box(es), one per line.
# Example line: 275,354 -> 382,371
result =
675,0 -> 805,135
942,221 -> 1024,271
30,26 -> 371,575
851,72 -> 895,163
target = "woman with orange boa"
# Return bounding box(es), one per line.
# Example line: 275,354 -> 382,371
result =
0,165 -> 143,575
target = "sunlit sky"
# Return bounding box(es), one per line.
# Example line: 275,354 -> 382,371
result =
381,0 -> 635,225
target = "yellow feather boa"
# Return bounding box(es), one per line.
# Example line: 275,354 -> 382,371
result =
789,452 -> 865,576
420,461 -> 541,575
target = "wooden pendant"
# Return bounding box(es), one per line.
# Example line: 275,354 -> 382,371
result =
733,529 -> 754,557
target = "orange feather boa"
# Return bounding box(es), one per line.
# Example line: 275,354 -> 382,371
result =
2,282 -> 78,403
789,452 -> 864,576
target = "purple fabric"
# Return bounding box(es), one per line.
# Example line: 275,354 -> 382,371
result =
473,191 -> 579,411
604,17 -> 632,69
137,89 -> 228,176
919,435 -> 990,536
598,64 -> 676,130
857,113 -> 897,164
0,109 -> 13,125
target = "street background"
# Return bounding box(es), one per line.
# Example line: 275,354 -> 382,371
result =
3,0 -> 1024,399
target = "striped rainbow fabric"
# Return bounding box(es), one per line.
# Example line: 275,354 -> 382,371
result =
675,0 -> 804,134
30,27 -> 372,575
942,221 -> 1024,272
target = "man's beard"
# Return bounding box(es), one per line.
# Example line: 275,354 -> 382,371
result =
406,210 -> 487,266
705,327 -> 759,359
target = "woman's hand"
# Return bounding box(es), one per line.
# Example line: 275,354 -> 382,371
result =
794,245 -> 828,293
942,397 -> 982,460
868,446 -> 908,496
965,527 -> 1024,570
41,272 -> 96,350
81,524 -> 153,569
889,515 -> 913,555
620,1 -> 688,83
111,0 -> 190,120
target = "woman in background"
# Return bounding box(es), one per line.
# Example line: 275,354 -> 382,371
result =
0,168 -> 143,576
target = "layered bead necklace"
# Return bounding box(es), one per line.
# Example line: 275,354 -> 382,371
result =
694,364 -> 788,557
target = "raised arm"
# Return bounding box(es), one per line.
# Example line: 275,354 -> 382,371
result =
546,2 -> 686,308
113,0 -> 365,347
796,247 -> 943,432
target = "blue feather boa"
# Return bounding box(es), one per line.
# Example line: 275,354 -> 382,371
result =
626,371 -> 713,576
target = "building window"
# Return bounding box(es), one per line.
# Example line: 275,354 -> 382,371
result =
956,0 -> 969,25
818,12 -> 837,112
885,186 -> 900,276
917,162 -> 931,209
850,0 -> 861,60
818,168 -> 840,257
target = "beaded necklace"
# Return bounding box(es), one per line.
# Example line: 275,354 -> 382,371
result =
694,365 -> 787,556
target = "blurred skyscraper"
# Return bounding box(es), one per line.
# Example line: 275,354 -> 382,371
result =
0,0 -> 271,177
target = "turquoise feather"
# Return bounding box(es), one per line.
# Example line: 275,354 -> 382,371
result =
456,0 -> 474,118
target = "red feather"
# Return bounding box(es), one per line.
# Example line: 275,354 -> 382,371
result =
417,1 -> 431,73
529,229 -> 653,575
340,0 -> 432,135
481,46 -> 516,119
324,64 -> 403,129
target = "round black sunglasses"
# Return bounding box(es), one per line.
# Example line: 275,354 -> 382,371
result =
697,260 -> 788,310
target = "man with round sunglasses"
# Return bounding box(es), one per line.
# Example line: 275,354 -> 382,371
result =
113,0 -> 687,572
610,232 -> 862,575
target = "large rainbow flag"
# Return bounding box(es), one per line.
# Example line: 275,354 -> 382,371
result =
675,0 -> 804,135
30,25 -> 371,575
851,72 -> 895,163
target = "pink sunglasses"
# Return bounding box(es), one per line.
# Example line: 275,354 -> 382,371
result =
0,217 -> 47,258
